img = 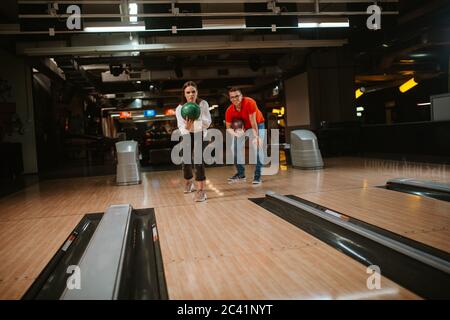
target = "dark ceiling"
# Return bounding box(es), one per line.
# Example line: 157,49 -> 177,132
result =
0,0 -> 449,106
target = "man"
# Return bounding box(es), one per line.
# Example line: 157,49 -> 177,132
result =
225,87 -> 265,184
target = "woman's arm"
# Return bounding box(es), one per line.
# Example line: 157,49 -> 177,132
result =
200,100 -> 212,129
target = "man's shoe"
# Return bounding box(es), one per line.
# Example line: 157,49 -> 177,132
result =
228,174 -> 246,183
252,177 -> 262,185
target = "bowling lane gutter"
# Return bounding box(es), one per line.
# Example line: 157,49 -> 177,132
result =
22,209 -> 168,300
382,179 -> 450,203
250,192 -> 450,299
21,213 -> 103,299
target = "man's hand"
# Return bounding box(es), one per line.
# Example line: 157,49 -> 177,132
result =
252,136 -> 262,147
235,128 -> 245,137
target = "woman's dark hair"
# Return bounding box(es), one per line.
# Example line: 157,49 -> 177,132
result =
181,81 -> 202,105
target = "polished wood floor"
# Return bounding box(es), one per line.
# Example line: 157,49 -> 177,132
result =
0,157 -> 449,299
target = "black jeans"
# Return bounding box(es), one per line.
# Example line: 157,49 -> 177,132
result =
182,132 -> 206,182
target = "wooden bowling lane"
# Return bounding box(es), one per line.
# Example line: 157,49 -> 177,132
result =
5,156 -> 443,222
0,214 -> 83,299
294,187 -> 450,253
156,199 -> 419,299
0,163 -> 367,222
0,157 -> 447,299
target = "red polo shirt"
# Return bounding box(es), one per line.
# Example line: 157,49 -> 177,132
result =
225,97 -> 265,129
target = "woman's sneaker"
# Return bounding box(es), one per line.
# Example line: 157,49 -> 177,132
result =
184,181 -> 195,193
194,190 -> 207,202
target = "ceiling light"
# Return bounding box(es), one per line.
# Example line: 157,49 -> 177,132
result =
355,87 -> 365,99
298,22 -> 319,28
410,53 -> 428,58
399,78 -> 418,93
298,17 -> 349,28
320,22 -> 350,28
202,18 -> 246,30
129,3 -> 138,23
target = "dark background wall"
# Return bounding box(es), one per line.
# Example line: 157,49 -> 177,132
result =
308,47 -> 356,130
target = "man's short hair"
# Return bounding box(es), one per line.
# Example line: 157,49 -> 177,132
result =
228,87 -> 242,94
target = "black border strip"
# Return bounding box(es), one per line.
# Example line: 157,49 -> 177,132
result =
250,195 -> 450,299
22,208 -> 169,300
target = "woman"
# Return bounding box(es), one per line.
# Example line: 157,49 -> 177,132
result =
175,81 -> 212,202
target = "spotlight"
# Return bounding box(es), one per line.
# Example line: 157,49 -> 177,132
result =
109,63 -> 124,77
355,87 -> 365,99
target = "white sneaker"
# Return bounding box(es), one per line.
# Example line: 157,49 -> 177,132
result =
184,181 -> 195,193
194,190 -> 207,202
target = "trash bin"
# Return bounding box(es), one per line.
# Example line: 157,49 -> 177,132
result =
115,140 -> 141,185
290,130 -> 323,169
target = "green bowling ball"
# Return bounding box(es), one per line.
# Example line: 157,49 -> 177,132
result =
181,102 -> 201,120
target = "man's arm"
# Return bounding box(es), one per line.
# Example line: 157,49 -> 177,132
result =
249,112 -> 258,137
249,112 -> 262,146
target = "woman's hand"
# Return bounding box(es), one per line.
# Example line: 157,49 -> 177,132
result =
185,119 -> 194,131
